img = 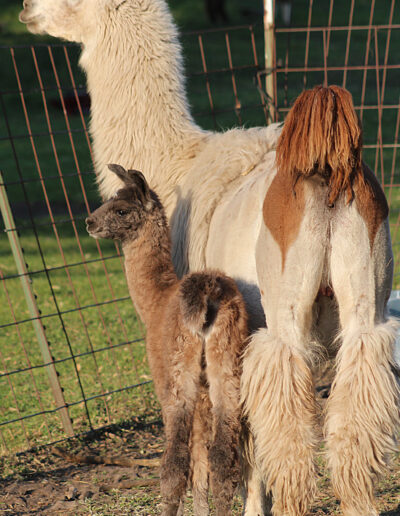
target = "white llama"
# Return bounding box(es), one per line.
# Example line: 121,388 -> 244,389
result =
20,1 -> 398,515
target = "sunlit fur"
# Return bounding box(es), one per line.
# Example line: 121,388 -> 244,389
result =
276,85 -> 362,205
86,165 -> 248,515
241,85 -> 399,516
20,2 -> 399,513
19,2 -> 280,507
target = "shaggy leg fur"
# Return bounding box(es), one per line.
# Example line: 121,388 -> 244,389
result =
205,304 -> 244,515
241,427 -> 272,516
326,211 -> 400,515
160,338 -> 204,516
208,418 -> 241,515
326,321 -> 400,515
241,329 -> 318,516
190,383 -> 212,516
161,408 -> 194,515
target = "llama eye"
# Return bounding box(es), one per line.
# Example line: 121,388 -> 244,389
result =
117,209 -> 128,216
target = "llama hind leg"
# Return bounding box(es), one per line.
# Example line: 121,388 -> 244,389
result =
241,329 -> 318,516
191,384 -> 212,516
326,221 -> 399,516
160,338 -> 203,516
161,406 -> 193,516
205,322 -> 243,515
241,427 -> 272,516
242,224 -> 325,515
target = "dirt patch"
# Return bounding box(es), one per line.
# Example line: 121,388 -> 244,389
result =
0,414 -> 399,515
0,416 -> 164,515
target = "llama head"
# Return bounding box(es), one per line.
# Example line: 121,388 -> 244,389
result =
86,164 -> 158,241
19,0 -> 129,43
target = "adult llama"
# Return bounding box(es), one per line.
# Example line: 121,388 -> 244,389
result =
19,0 -> 399,515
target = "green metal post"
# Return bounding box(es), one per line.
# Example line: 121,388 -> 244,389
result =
0,171 -> 74,437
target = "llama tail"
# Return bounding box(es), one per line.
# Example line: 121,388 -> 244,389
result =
276,84 -> 363,205
179,271 -> 247,336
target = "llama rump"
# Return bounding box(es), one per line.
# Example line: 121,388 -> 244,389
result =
241,85 -> 399,516
86,164 -> 248,516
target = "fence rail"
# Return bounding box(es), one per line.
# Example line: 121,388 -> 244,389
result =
0,0 -> 399,454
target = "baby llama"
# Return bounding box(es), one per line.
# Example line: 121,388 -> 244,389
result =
86,164 -> 248,516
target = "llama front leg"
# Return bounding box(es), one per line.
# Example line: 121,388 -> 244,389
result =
326,219 -> 400,516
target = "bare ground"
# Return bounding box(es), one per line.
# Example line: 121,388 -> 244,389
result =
0,412 -> 399,516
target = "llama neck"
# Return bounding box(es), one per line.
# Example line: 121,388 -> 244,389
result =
122,220 -> 177,326
80,0 -> 204,203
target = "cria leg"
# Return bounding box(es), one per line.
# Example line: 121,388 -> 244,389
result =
161,406 -> 193,516
326,217 -> 399,516
191,384 -> 212,516
205,318 -> 243,515
160,337 -> 203,516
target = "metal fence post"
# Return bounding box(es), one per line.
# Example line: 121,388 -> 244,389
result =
0,171 -> 74,438
264,0 -> 276,122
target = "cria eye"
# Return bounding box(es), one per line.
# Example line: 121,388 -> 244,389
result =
117,209 -> 128,216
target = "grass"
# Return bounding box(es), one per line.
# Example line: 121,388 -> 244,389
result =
0,223 -> 154,453
0,0 -> 399,454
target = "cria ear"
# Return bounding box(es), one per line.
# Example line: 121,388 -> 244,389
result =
108,164 -> 152,208
127,169 -> 150,196
108,164 -> 131,184
126,170 -> 152,209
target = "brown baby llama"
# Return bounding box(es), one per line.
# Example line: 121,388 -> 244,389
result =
86,165 -> 248,516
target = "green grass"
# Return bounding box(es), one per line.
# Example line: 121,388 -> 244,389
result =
0,223 -> 154,453
0,0 -> 399,454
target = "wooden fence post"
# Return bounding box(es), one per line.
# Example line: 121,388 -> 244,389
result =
0,171 -> 74,438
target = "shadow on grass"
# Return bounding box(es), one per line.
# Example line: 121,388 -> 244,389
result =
0,412 -> 162,481
381,507 -> 400,516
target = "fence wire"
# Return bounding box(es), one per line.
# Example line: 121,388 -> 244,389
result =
0,1 -> 399,455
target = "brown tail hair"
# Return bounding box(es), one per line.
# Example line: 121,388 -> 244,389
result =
276,85 -> 363,205
179,272 -> 240,334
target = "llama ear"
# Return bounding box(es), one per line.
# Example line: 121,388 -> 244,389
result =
108,165 -> 153,207
108,164 -> 131,185
127,170 -> 152,207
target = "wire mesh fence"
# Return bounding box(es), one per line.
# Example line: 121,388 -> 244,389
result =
0,0 -> 399,455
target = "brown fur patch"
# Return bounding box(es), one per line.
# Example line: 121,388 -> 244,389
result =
354,163 -> 389,249
263,169 -> 305,270
276,85 -> 363,206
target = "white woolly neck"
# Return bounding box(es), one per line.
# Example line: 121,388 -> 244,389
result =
79,0 -> 205,201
